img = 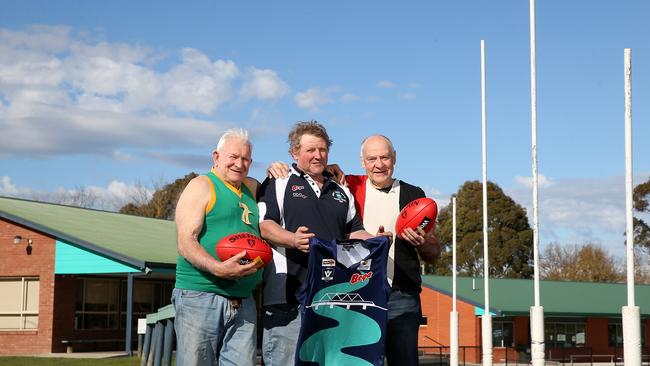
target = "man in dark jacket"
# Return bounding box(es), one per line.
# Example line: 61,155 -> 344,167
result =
345,135 -> 440,366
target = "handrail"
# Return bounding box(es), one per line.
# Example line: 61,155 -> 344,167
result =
423,335 -> 445,346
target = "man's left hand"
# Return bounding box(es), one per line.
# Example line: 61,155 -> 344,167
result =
401,226 -> 430,247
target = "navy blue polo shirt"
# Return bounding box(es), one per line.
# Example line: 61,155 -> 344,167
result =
258,164 -> 365,305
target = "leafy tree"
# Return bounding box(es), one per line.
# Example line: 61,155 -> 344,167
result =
432,180 -> 533,278
120,172 -> 198,219
633,178 -> 650,251
540,242 -> 624,283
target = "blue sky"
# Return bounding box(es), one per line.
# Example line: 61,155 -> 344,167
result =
0,1 -> 648,258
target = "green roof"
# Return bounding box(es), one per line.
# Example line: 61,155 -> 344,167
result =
0,196 -> 178,270
422,275 -> 650,317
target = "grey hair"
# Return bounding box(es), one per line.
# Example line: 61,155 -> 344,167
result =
216,128 -> 252,152
360,134 -> 396,157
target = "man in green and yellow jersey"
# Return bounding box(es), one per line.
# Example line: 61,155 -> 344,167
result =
173,128 -> 262,366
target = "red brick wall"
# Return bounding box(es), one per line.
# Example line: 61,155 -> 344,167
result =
419,286 -> 481,362
0,218 -> 56,354
421,286 -> 650,363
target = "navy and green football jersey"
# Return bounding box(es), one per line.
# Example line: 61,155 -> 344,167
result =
296,236 -> 390,366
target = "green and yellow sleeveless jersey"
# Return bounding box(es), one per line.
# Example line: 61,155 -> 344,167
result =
175,170 -> 262,297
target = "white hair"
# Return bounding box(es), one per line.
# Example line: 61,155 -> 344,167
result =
216,128 -> 252,152
360,134 -> 396,157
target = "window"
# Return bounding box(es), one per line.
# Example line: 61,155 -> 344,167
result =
75,277 -> 174,330
608,321 -> 646,347
120,280 -> 173,329
76,278 -> 120,329
493,320 -> 514,348
545,322 -> 586,348
0,277 -> 39,330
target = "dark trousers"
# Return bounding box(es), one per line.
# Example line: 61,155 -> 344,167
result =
386,290 -> 422,366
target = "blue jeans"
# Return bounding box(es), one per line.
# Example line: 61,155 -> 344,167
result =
172,288 -> 257,366
262,304 -> 301,366
386,290 -> 422,366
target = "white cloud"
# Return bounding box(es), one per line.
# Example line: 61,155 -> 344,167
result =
506,175 -> 643,258
399,92 -> 416,100
340,93 -> 361,103
240,68 -> 289,101
0,26 -> 290,159
1,176 -> 23,196
376,80 -> 396,89
162,48 -> 240,114
514,174 -> 556,189
0,175 -> 153,211
294,87 -> 333,111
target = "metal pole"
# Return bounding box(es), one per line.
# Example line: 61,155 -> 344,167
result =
530,0 -> 541,312
480,39 -> 492,366
624,48 -> 635,308
141,324 -> 153,366
451,197 -> 459,366
153,321 -> 164,366
138,333 -> 144,358
163,319 -> 175,366
126,273 -> 134,356
453,196 -> 458,313
529,1 -> 546,365
622,47 -> 641,366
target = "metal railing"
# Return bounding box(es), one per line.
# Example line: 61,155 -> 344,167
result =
140,304 -> 175,366
418,345 -> 482,366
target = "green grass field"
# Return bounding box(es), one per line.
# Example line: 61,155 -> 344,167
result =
0,356 -> 147,366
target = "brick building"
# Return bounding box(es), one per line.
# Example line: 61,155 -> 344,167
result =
2,195 -> 649,361
0,196 -> 176,354
418,275 -> 650,363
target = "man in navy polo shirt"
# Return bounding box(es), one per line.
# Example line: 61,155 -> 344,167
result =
257,121 -> 380,366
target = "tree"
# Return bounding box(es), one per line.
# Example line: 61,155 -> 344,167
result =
633,177 -> 650,251
432,180 -> 533,278
120,172 -> 198,219
540,243 -> 624,283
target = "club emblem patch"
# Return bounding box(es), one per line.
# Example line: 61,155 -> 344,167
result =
331,191 -> 347,203
321,268 -> 334,281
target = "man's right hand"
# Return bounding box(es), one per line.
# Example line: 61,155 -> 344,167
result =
325,164 -> 346,185
213,251 -> 260,280
293,226 -> 314,253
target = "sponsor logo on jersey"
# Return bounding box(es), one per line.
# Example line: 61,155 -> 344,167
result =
322,268 -> 334,281
358,259 -> 372,271
331,191 -> 347,203
291,185 -> 305,191
322,259 -> 336,267
293,192 -> 308,199
350,271 -> 373,284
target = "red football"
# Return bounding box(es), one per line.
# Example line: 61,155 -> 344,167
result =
395,198 -> 438,236
216,232 -> 273,268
